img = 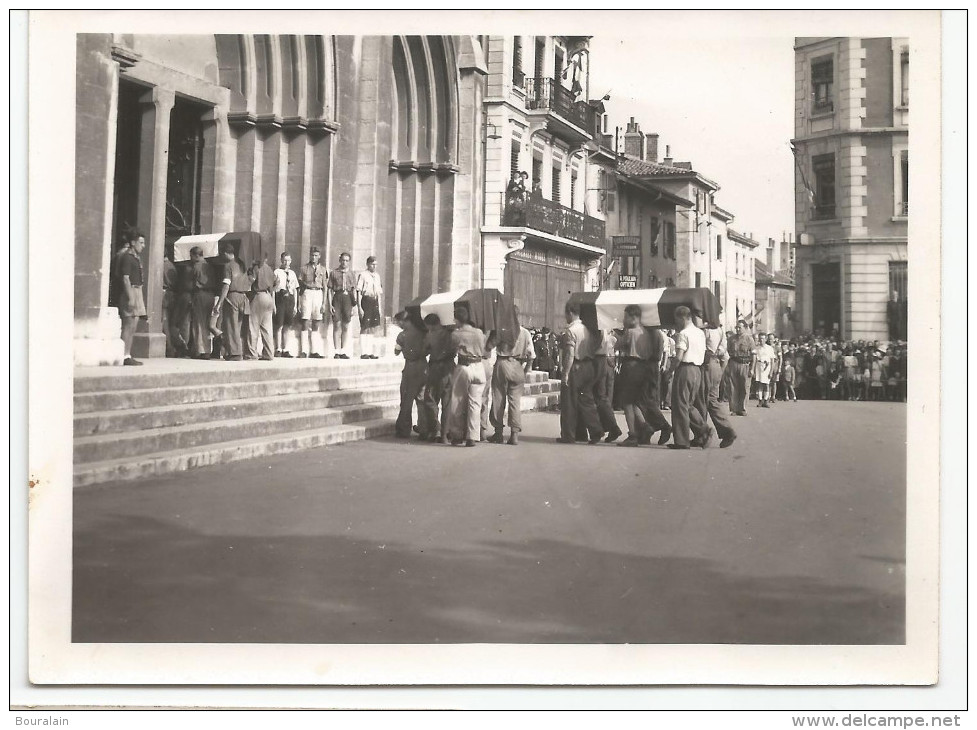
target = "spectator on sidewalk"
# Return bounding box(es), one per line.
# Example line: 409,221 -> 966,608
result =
781,358 -> 798,402
273,252 -> 299,358
297,247 -> 327,359
328,251 -> 356,359
114,230 -> 147,366
726,319 -> 755,415
753,335 -> 774,408
356,255 -> 384,359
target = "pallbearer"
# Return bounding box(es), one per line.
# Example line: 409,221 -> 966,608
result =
247,255 -> 277,361
665,306 -> 710,449
616,305 -> 669,446
421,313 -> 455,443
488,306 -> 534,446
592,328 -> 622,443
188,245 -> 217,359
447,305 -> 488,447
557,301 -> 603,444
695,313 -> 737,448
393,311 -> 429,439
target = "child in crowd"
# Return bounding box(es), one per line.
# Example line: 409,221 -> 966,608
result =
781,358 -> 797,402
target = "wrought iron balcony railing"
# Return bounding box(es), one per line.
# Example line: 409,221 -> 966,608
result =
523,77 -> 598,136
502,193 -> 605,248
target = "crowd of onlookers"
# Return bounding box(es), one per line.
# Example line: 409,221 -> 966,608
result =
527,324 -> 908,406
739,333 -> 908,403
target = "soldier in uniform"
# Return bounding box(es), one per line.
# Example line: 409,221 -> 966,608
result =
726,319 -> 756,415
394,311 -> 429,439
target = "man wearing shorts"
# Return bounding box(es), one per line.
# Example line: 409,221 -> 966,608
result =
328,251 -> 356,359
298,247 -> 327,358
355,255 -> 383,359
114,230 -> 147,366
273,252 -> 299,357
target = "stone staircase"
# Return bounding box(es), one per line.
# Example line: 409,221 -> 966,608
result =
73,359 -> 561,487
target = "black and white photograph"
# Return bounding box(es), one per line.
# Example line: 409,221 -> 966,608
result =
17,7 -> 959,713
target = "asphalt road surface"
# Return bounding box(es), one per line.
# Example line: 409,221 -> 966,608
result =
74,400 -> 906,645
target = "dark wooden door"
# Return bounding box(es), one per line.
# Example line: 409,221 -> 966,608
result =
505,247 -> 585,332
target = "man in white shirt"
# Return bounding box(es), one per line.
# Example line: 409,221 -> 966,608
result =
273,252 -> 299,357
665,306 -> 711,449
694,315 -> 736,448
355,256 -> 383,359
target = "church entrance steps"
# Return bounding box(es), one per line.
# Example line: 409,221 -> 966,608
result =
73,359 -> 562,486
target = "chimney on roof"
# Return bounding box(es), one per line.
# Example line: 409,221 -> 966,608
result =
662,144 -> 673,166
644,133 -> 659,163
623,117 -> 644,158
601,133 -> 614,149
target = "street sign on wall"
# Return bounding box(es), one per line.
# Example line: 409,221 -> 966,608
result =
618,275 -> 638,289
612,241 -> 640,256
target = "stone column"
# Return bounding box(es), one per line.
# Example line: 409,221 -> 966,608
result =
74,35 -> 125,367
131,86 -> 174,358
481,232 -> 525,292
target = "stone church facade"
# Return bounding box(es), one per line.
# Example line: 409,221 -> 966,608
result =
74,33 -> 488,365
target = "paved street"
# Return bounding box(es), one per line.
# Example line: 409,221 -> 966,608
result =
73,400 -> 906,645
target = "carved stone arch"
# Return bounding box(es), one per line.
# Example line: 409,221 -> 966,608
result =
392,35 -> 418,160
404,36 -> 432,162
320,35 -> 337,121
215,34 -> 251,113
428,35 -> 459,165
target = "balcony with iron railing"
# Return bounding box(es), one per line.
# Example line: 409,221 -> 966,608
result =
523,77 -> 598,141
501,193 -> 605,249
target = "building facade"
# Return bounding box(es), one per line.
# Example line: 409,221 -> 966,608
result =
725,229 -> 759,328
754,259 -> 797,338
792,37 -> 909,341
481,35 -> 607,332
602,118 -> 755,331
75,33 -> 490,365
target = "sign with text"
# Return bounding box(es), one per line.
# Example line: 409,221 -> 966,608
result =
618,275 -> 638,289
613,241 -> 640,255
